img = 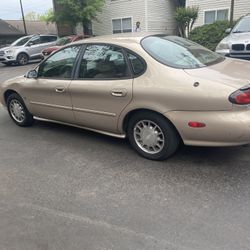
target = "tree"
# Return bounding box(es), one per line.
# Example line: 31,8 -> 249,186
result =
50,0 -> 105,35
39,9 -> 54,23
24,11 -> 40,21
175,6 -> 199,38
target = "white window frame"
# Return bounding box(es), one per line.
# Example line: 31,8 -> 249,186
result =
111,16 -> 133,34
203,8 -> 230,25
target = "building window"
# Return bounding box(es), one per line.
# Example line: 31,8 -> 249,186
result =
204,9 -> 229,24
112,18 -> 132,34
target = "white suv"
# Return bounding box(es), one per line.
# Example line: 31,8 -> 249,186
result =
0,34 -> 58,66
216,15 -> 250,59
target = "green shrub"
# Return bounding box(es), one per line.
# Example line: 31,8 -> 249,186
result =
189,20 -> 235,51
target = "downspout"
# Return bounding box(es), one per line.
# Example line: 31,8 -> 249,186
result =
145,0 -> 148,32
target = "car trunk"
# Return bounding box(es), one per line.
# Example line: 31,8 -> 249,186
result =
184,58 -> 250,90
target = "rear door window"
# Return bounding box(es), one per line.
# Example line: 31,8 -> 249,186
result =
78,44 -> 130,79
41,36 -> 57,43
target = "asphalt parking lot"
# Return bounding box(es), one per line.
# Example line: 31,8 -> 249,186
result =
0,62 -> 250,250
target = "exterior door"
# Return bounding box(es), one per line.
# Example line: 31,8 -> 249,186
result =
39,35 -> 58,52
70,44 -> 133,133
26,36 -> 42,58
23,45 -> 81,123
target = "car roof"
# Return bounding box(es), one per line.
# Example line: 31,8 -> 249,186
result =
242,14 -> 250,18
73,32 -> 164,45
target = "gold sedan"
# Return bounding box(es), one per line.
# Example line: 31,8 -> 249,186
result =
1,33 -> 250,160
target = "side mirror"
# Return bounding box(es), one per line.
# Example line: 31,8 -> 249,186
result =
25,69 -> 38,78
225,28 -> 232,34
27,42 -> 34,47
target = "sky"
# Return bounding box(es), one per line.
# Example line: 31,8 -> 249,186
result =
0,0 -> 53,20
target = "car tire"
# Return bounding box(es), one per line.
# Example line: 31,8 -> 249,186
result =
7,93 -> 34,127
127,111 -> 180,161
17,53 -> 29,66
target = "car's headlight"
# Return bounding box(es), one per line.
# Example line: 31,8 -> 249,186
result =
216,43 -> 230,51
5,50 -> 14,54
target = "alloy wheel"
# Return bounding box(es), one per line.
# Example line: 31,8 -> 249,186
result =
9,99 -> 25,123
133,120 -> 165,154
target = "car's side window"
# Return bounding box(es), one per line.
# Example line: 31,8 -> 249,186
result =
40,36 -> 57,43
127,51 -> 146,76
78,44 -> 130,79
28,36 -> 40,46
38,45 -> 81,79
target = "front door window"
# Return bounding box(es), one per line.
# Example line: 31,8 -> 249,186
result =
38,46 -> 81,79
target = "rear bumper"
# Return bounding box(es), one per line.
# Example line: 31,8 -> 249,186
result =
165,109 -> 250,147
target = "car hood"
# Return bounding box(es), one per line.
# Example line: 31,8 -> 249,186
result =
184,58 -> 250,90
0,45 -> 21,51
3,75 -> 24,85
222,32 -> 250,44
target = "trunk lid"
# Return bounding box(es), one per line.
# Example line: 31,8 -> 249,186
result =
184,58 -> 250,89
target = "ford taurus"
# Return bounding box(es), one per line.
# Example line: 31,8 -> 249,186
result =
1,33 -> 250,160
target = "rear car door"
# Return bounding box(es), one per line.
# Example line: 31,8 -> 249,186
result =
24,45 -> 81,123
39,35 -> 58,51
69,44 -> 133,133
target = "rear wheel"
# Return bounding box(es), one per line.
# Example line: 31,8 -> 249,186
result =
17,53 -> 29,65
127,111 -> 180,161
7,93 -> 34,126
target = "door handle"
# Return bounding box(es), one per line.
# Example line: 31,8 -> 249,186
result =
55,87 -> 66,93
111,89 -> 127,97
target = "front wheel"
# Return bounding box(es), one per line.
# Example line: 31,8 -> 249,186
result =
127,112 -> 180,161
17,53 -> 29,65
7,93 -> 34,127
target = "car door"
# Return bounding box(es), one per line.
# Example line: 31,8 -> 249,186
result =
39,35 -> 58,51
24,45 -> 82,123
26,36 -> 42,58
69,44 -> 133,133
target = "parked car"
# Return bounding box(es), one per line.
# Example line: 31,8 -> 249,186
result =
42,35 -> 88,56
0,34 -> 58,66
1,33 -> 250,160
216,14 -> 250,59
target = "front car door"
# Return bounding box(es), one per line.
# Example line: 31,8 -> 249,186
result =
70,44 -> 133,133
25,35 -> 42,59
23,45 -> 82,123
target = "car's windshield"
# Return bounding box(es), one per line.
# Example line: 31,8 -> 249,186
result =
141,36 -> 224,69
11,36 -> 31,46
232,17 -> 250,33
56,37 -> 71,46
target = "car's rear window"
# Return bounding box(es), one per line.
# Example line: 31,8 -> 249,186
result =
141,36 -> 224,69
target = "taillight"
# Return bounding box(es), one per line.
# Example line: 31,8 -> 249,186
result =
229,85 -> 250,105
